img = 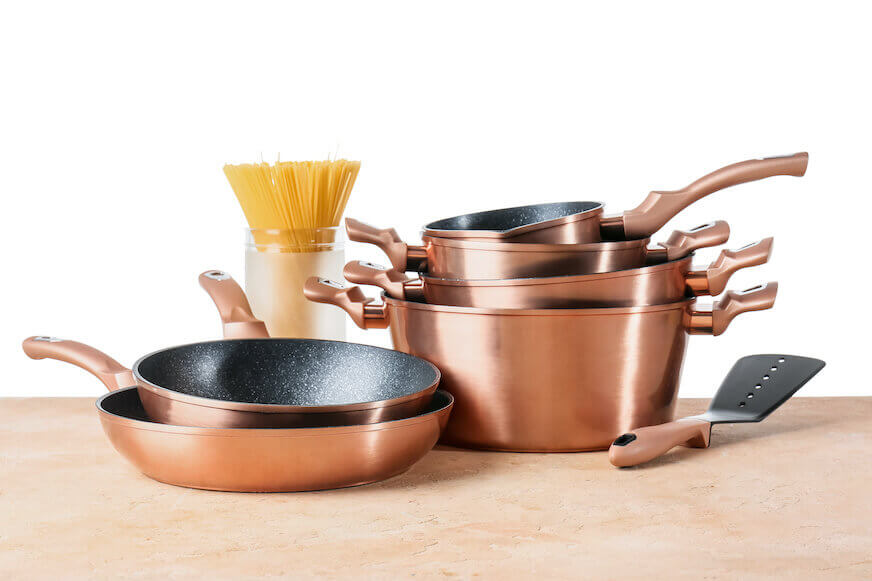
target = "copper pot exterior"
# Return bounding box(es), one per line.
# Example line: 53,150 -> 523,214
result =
383,297 -> 693,451
97,388 -> 453,492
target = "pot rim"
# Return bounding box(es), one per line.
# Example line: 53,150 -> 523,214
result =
420,234 -> 652,252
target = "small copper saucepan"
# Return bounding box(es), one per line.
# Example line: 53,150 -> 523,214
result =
304,278 -> 777,452
421,153 -> 807,243
345,237 -> 772,309
22,271 -> 440,428
347,219 -> 730,280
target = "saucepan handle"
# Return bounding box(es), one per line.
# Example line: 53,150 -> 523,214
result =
656,220 -> 730,261
198,270 -> 270,339
303,277 -> 390,330
687,282 -> 778,336
687,237 -> 774,296
619,153 -> 808,239
22,336 -> 135,391
608,418 -> 712,467
343,260 -> 417,300
345,218 -> 422,272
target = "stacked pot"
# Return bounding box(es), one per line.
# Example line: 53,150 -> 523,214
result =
305,153 -> 807,452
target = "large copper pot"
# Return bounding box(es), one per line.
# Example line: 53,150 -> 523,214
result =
347,218 -> 730,280
305,279 -> 777,452
344,236 -> 772,309
422,153 -> 807,243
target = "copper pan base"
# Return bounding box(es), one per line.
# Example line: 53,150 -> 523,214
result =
98,388 -> 453,492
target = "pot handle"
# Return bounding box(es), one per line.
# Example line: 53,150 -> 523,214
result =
303,277 -> 390,330
688,282 -> 778,336
613,153 -> 808,239
198,270 -> 270,339
343,261 -> 422,301
22,336 -> 135,391
656,220 -> 731,261
608,418 -> 712,467
345,218 -> 428,272
686,237 -> 774,296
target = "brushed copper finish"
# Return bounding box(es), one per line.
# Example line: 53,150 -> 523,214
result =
347,219 -> 730,280
345,232 -> 771,310
97,387 -> 453,492
306,279 -> 777,452
418,153 -> 807,243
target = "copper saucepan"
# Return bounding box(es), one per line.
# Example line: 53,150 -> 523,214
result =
304,278 -> 778,452
80,386 -> 454,492
421,153 -> 808,243
347,218 -> 730,280
22,271 -> 440,428
345,237 -> 772,309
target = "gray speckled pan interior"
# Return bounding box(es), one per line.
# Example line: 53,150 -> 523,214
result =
134,339 -> 438,406
425,201 -> 601,232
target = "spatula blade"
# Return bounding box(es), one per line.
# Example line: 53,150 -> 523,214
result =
703,354 -> 825,424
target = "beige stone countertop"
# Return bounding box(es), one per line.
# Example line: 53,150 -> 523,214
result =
1,397 -> 870,580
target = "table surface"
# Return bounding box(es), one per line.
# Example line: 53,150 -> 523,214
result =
1,396 -> 870,580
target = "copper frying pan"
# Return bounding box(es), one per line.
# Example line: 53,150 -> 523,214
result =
22,272 -> 440,428
345,237 -> 772,309
421,153 -> 808,243
81,386 -> 454,492
304,278 -> 777,452
347,218 -> 730,280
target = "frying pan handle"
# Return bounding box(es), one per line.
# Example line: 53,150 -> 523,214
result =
198,270 -> 270,339
345,218 -> 427,272
608,418 -> 712,467
688,282 -> 778,336
612,153 -> 808,239
686,237 -> 774,296
22,336 -> 135,391
343,261 -> 423,301
303,277 -> 390,330
655,220 -> 730,261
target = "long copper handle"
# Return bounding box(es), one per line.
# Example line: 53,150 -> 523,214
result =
342,261 -> 419,300
688,282 -> 778,336
22,336 -> 135,391
609,153 -> 808,239
303,277 -> 390,330
653,220 -> 731,261
198,270 -> 270,339
608,418 -> 712,467
686,237 -> 774,296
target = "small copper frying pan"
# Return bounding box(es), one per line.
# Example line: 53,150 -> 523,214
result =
22,271 -> 440,428
348,219 -> 730,280
345,237 -> 773,309
421,153 -> 807,243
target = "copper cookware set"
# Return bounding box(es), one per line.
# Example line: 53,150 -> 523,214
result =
307,153 -> 808,452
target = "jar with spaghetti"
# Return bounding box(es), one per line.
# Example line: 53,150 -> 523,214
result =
245,228 -> 345,340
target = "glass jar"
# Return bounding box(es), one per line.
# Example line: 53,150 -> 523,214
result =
245,228 -> 345,340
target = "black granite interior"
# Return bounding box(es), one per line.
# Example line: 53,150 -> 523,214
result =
134,339 -> 438,406
99,386 -> 451,424
425,201 -> 601,232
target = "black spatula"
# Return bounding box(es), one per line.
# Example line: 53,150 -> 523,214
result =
609,354 -> 825,467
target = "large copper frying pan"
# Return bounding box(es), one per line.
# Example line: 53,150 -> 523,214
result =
345,237 -> 772,309
422,153 -> 807,243
347,218 -> 730,280
87,387 -> 454,492
304,278 -> 777,452
22,272 -> 440,428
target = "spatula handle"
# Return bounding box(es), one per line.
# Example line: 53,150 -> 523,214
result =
608,418 -> 712,467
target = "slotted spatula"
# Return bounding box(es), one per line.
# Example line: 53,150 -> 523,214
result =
609,354 -> 825,467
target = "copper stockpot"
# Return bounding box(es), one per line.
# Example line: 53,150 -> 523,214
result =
304,278 -> 778,452
345,237 -> 772,309
92,387 -> 453,492
22,271 -> 440,428
347,218 -> 730,280
421,153 -> 808,243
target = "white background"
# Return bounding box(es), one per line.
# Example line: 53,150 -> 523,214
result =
1,1 -> 868,398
